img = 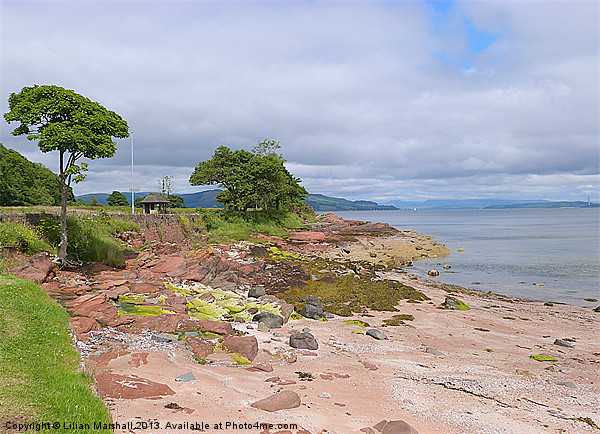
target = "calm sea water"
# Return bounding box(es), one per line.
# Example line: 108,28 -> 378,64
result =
334,208 -> 600,307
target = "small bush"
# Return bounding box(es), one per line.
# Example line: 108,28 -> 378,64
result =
37,214 -> 139,267
0,221 -> 50,254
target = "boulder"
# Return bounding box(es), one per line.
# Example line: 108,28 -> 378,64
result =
304,295 -> 323,310
70,316 -> 100,337
9,252 -> 55,284
289,332 -> 318,350
301,303 -> 323,319
222,336 -> 259,362
253,312 -> 284,329
248,286 -> 266,298
250,390 -> 301,412
427,270 -> 439,277
366,329 -> 388,340
279,303 -> 295,323
186,337 -> 215,359
441,296 -> 470,310
373,419 -> 419,434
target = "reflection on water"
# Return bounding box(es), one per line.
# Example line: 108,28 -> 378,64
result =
335,208 -> 600,307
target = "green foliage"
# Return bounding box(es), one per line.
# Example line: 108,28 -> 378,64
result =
203,209 -> 305,242
167,194 -> 185,208
0,276 -> 112,430
106,190 -> 129,206
37,214 -> 138,267
0,144 -> 74,206
189,141 -> 308,211
0,221 -> 51,254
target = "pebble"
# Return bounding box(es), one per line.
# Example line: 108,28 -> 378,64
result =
366,329 -> 388,340
318,392 -> 332,398
151,334 -> 176,343
175,372 -> 196,382
556,381 -> 577,389
425,347 -> 444,356
554,339 -> 574,348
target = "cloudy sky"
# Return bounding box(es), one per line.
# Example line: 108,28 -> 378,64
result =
1,1 -> 598,203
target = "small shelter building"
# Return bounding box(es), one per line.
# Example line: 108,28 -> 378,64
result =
140,193 -> 169,214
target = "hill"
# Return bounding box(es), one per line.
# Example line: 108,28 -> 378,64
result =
76,190 -> 224,208
0,144 -> 74,206
305,194 -> 397,211
484,201 -> 599,209
383,198 -> 546,210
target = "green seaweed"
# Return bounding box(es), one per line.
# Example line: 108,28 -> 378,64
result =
530,354 -> 558,362
382,314 -> 414,326
118,305 -> 175,317
229,353 -> 251,365
281,273 -> 429,317
343,319 -> 370,328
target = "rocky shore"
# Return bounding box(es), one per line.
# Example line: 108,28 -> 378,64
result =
6,213 -> 599,433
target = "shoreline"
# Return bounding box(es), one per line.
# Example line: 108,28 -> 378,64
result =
5,211 -> 599,433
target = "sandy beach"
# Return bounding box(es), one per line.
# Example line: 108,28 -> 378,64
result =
22,213 -> 599,433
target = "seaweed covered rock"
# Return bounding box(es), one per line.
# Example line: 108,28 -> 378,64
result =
440,296 -> 470,310
222,336 -> 258,362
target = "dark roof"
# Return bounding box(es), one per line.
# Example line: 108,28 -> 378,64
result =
139,193 -> 170,204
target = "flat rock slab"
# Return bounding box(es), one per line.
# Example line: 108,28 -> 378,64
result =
95,372 -> 175,399
250,390 -> 301,412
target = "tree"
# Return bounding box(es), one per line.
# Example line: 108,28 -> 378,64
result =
189,141 -> 307,211
0,144 -> 75,206
4,85 -> 129,264
107,190 -> 129,206
157,175 -> 174,198
88,195 -> 101,207
167,195 -> 185,208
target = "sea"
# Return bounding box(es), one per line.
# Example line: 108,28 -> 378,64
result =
334,208 -> 600,307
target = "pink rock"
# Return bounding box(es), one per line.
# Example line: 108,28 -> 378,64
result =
150,255 -> 186,274
69,293 -> 118,326
70,316 -> 100,336
186,337 -> 215,358
250,390 -> 301,412
9,252 -> 55,284
373,420 -> 419,434
359,359 -> 379,371
198,319 -> 233,335
95,372 -> 175,399
222,336 -> 258,362
245,363 -> 274,373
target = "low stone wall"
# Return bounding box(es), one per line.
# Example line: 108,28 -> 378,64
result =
0,212 -> 205,244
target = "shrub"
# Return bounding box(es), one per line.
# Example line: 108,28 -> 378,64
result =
37,214 -> 139,267
0,221 -> 50,254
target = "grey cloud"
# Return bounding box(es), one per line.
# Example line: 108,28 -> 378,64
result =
1,1 -> 597,202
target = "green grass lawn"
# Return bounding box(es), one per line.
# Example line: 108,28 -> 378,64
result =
0,275 -> 112,433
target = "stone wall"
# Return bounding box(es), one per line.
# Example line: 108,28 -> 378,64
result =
0,212 -> 206,244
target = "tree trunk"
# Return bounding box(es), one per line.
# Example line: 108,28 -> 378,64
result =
58,151 -> 68,264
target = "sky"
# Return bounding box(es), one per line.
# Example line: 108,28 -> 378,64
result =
1,0 -> 598,203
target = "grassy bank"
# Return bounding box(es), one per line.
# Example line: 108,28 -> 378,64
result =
0,275 -> 112,433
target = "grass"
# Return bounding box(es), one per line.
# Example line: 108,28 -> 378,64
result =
0,275 -> 112,432
203,209 -> 307,243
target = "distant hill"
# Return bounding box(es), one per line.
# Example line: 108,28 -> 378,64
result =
383,198 -> 546,210
76,190 -> 396,211
305,194 -> 397,211
0,144 -> 74,206
484,201 -> 599,209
